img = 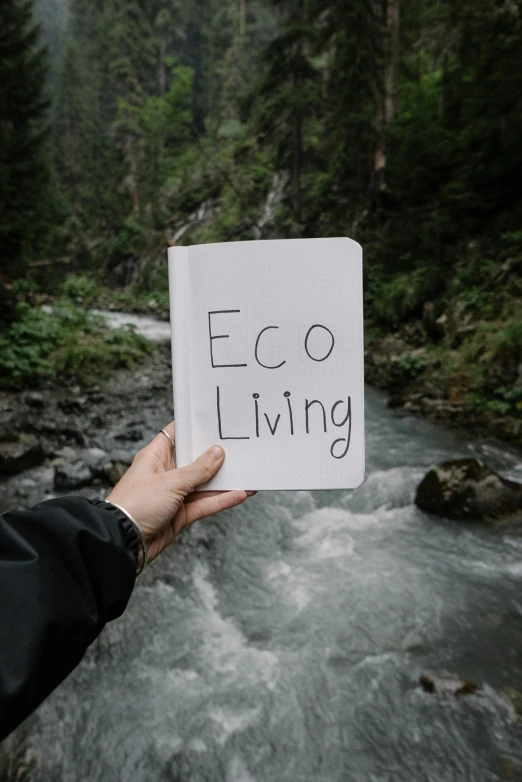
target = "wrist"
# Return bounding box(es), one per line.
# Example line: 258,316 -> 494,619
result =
100,500 -> 148,576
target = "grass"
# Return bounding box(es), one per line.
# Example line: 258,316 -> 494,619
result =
0,300 -> 153,389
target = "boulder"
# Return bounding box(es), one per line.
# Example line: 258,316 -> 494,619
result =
23,391 -> 45,409
0,434 -> 45,474
81,447 -> 109,477
420,671 -> 479,697
58,396 -> 87,413
415,458 -> 522,522
54,460 -> 93,489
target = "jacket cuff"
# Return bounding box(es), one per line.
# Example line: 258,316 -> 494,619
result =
88,499 -> 140,567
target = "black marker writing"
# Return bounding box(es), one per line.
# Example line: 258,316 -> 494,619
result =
253,393 -> 260,438
208,311 -> 247,368
284,391 -> 294,435
216,386 -> 250,439
255,326 -> 286,369
264,412 -> 281,435
304,324 -> 335,362
330,397 -> 352,459
216,388 -> 353,458
305,399 -> 327,434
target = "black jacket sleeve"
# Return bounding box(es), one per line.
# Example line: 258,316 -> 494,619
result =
0,497 -> 138,741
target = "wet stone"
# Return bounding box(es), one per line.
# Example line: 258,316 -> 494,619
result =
0,434 -> 45,474
415,458 -> 522,522
81,447 -> 110,477
54,460 -> 93,490
420,672 -> 479,697
23,391 -> 45,409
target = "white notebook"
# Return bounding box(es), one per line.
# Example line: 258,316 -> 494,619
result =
168,238 -> 365,491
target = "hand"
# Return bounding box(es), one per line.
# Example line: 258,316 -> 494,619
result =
106,422 -> 254,566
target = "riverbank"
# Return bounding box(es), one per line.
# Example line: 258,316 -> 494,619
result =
1,299 -> 520,472
364,249 -> 522,448
365,330 -> 522,447
0,342 -> 173,510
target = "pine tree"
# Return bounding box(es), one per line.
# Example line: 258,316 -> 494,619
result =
254,0 -> 320,232
312,0 -> 384,231
0,0 -> 51,278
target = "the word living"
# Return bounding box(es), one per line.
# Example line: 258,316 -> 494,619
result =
209,310 -> 352,459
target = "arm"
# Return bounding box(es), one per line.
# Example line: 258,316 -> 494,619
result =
0,423 -> 252,740
0,496 -> 137,740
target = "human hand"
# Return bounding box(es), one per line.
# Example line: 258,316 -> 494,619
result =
106,422 -> 254,566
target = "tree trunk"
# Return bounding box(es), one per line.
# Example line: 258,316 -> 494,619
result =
292,0 -> 305,226
158,37 -> 166,97
292,112 -> 302,225
384,0 -> 400,125
238,0 -> 246,41
125,136 -> 140,217
372,0 -> 400,194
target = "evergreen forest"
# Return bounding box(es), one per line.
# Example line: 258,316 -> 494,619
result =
0,0 -> 521,435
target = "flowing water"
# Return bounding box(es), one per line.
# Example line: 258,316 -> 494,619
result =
6,312 -> 522,781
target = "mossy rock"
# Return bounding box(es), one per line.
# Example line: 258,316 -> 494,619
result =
415,458 -> 522,522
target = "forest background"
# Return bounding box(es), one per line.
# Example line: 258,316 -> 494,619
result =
0,0 -> 521,439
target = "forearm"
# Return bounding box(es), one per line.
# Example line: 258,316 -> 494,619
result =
0,497 -> 137,740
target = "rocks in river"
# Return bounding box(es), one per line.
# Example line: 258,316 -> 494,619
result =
54,459 -> 93,489
415,458 -> 522,522
115,425 -> 143,442
52,445 -> 77,461
53,448 -> 119,489
58,395 -> 88,413
82,447 -> 109,477
23,391 -> 45,409
51,446 -> 130,489
420,672 -> 479,697
0,434 -> 45,474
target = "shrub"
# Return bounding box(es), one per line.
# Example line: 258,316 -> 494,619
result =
60,274 -> 101,306
0,302 -> 152,389
369,268 -> 442,326
396,352 -> 428,378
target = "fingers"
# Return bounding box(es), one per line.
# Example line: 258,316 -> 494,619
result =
153,422 -> 176,464
184,490 -> 248,525
185,490 -> 227,504
185,489 -> 257,504
175,445 -> 225,493
134,422 -> 176,471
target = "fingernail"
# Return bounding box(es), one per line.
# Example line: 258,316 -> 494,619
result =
246,491 -> 257,496
210,445 -> 224,461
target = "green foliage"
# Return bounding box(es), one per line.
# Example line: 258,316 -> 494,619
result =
252,0 -> 322,231
457,288 -> 497,319
396,352 -> 428,378
60,274 -> 100,305
490,320 -> 522,359
1,0 -> 521,424
369,269 -> 442,325
10,278 -> 38,299
100,284 -> 170,314
464,393 -> 512,417
0,302 -> 152,389
0,0 -> 53,277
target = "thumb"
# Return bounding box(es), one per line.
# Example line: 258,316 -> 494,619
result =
175,445 -> 225,493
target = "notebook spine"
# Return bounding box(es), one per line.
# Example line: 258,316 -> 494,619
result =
168,246 -> 192,467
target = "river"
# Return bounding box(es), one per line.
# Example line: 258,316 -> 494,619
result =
3,311 -> 522,781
